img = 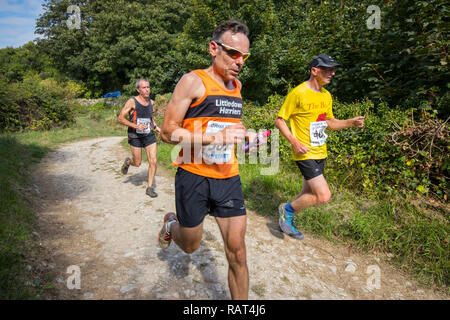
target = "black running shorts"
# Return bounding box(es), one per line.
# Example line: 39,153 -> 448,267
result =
295,158 -> 327,180
175,167 -> 246,228
128,133 -> 156,148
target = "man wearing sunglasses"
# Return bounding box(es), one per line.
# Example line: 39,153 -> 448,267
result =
159,20 -> 251,300
275,54 -> 365,240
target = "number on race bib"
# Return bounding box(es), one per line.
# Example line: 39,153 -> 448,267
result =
203,121 -> 234,164
310,121 -> 328,147
136,118 -> 151,134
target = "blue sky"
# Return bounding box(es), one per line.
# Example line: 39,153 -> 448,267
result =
0,0 -> 45,48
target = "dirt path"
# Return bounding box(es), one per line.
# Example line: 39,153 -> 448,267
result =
28,137 -> 447,300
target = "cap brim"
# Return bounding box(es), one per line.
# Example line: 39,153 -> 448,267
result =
318,62 -> 341,67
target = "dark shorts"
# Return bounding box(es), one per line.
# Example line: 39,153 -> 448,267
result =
175,167 -> 246,228
128,133 -> 156,148
295,158 -> 327,180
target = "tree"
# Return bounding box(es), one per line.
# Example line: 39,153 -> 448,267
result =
36,0 -> 192,97
35,0 -> 448,115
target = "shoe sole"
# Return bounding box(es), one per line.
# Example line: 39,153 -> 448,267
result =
121,157 -> 131,174
158,212 -> 176,249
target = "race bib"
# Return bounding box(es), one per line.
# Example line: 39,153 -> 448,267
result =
310,121 -> 328,147
136,118 -> 151,134
202,121 -> 234,164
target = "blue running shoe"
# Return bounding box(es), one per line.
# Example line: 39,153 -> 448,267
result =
278,203 -> 304,240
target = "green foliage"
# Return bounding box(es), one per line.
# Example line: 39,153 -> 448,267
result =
0,75 -> 76,132
89,102 -> 107,121
36,0 -> 192,97
0,42 -> 58,82
36,0 -> 448,117
0,43 -> 88,132
241,94 -> 292,162
326,100 -> 449,200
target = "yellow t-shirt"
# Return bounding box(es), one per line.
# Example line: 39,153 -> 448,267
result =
277,81 -> 334,161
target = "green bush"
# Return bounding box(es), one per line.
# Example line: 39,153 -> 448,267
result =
89,102 -> 107,121
242,94 -> 293,164
327,100 -> 448,200
0,76 -> 75,132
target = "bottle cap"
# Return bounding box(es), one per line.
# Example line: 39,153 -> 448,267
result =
263,130 -> 271,137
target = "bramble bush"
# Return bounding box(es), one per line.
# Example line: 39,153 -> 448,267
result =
326,100 -> 448,201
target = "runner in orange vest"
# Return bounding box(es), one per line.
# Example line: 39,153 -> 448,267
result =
159,20 -> 251,300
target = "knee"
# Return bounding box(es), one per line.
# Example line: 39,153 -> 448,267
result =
133,160 -> 141,167
149,157 -> 157,167
182,243 -> 200,254
226,244 -> 247,268
316,191 -> 331,205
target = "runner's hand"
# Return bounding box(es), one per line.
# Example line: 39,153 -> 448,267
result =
136,123 -> 147,131
292,139 -> 309,154
217,123 -> 246,144
352,116 -> 365,128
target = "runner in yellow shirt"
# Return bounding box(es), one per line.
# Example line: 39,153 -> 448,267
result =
275,54 -> 365,240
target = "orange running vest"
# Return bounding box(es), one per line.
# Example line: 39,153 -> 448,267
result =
174,69 -> 243,179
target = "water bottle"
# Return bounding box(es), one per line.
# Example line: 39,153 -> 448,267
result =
242,130 -> 271,153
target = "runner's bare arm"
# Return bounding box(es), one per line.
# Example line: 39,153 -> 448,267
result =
275,116 -> 309,154
326,116 -> 365,130
117,98 -> 146,130
161,72 -> 245,146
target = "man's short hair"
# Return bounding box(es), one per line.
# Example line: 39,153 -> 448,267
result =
135,79 -> 149,89
212,20 -> 249,42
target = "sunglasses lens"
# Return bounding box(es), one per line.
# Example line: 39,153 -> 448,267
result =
229,50 -> 241,59
217,42 -> 250,61
230,51 -> 250,61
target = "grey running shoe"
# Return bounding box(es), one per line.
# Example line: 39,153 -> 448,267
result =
158,212 -> 177,249
278,203 -> 304,240
121,157 -> 131,174
146,186 -> 158,198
